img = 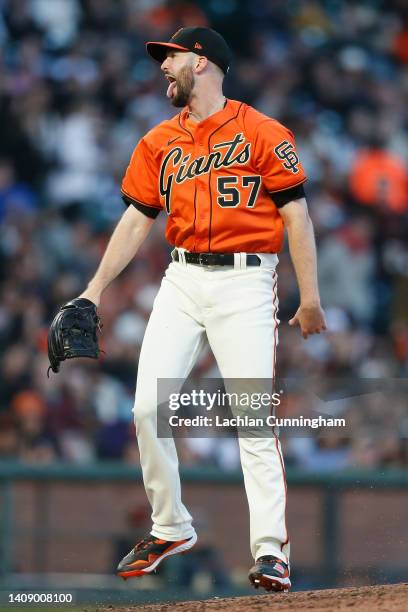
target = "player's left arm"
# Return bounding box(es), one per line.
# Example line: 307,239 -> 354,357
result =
278,197 -> 327,339
248,113 -> 327,337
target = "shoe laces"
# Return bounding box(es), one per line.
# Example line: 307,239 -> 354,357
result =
258,555 -> 286,567
134,536 -> 155,551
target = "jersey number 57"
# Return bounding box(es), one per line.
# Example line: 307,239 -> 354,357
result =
217,176 -> 261,208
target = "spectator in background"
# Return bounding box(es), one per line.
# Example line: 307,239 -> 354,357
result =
349,147 -> 408,216
11,390 -> 58,463
0,159 -> 38,222
318,216 -> 376,327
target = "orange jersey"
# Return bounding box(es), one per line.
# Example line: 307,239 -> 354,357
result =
122,99 -> 307,253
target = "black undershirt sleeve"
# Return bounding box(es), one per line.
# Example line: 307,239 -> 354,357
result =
122,194 -> 161,219
271,183 -> 306,208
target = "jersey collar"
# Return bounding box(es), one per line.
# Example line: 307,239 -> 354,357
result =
180,99 -> 238,133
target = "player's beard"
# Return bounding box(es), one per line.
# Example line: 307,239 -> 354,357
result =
171,65 -> 194,108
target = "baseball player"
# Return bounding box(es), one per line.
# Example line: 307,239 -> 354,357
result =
79,27 -> 326,592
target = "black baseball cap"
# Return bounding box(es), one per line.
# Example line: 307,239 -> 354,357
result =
146,26 -> 232,74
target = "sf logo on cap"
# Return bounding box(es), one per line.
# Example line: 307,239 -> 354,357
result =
274,141 -> 300,174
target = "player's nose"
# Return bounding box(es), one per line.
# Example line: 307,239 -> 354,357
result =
161,57 -> 169,71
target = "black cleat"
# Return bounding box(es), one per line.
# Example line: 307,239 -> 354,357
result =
117,533 -> 197,579
248,555 -> 291,592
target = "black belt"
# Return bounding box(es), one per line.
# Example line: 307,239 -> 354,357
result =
172,250 -> 261,267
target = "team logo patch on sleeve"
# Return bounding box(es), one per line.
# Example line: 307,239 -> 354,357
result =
274,140 -> 300,174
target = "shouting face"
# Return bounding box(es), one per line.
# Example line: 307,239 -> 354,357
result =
161,51 -> 195,108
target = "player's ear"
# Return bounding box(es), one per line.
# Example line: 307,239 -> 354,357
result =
194,55 -> 208,74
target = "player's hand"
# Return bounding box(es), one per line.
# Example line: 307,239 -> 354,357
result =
289,302 -> 327,339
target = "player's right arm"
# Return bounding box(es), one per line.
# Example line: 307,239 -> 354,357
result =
79,206 -> 154,307
80,135 -> 163,306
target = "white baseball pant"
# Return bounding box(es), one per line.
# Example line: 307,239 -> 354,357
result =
133,253 -> 289,564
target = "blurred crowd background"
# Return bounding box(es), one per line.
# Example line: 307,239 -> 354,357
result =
0,0 -> 407,470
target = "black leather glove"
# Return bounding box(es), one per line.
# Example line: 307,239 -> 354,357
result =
47,298 -> 102,375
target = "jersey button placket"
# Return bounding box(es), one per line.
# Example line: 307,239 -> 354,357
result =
194,127 -> 209,250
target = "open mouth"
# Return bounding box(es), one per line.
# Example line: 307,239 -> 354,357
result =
166,75 -> 177,98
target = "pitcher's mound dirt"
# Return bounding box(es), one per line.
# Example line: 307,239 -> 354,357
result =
106,582 -> 408,612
